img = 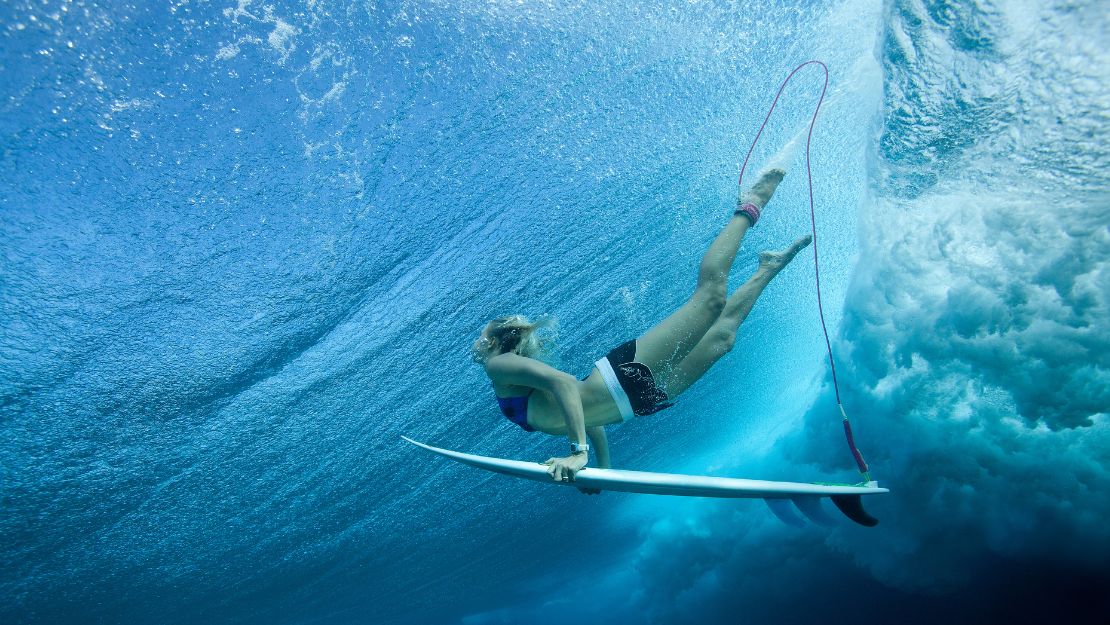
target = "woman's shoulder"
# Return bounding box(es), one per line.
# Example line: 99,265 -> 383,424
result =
484,351 -> 531,368
486,355 -> 532,396
484,353 -> 569,391
483,352 -> 531,380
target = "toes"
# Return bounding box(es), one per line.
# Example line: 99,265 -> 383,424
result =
755,168 -> 785,187
746,169 -> 786,204
759,169 -> 785,188
759,235 -> 813,268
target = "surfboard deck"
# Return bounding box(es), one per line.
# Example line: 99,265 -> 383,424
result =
402,437 -> 887,526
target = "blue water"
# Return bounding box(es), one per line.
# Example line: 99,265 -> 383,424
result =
2,1 -> 1107,624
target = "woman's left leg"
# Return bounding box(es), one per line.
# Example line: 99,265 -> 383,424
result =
661,234 -> 812,397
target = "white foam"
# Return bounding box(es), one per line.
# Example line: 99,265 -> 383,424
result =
267,18 -> 297,63
217,1 -> 298,65
762,126 -> 805,172
216,43 -> 240,60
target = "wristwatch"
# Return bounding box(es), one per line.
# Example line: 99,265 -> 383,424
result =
570,442 -> 590,454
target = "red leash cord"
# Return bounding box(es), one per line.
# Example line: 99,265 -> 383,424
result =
738,60 -> 871,480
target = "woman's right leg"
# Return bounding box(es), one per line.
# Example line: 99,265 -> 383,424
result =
633,169 -> 785,374
661,234 -> 813,397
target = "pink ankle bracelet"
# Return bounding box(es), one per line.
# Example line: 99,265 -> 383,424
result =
736,202 -> 761,226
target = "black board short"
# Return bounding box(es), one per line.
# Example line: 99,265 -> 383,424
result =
603,340 -> 674,416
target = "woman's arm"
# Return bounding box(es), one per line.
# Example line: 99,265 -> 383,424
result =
575,426 -> 611,495
485,354 -> 589,480
586,426 -> 610,469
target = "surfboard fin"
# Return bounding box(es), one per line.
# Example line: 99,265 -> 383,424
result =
830,494 -> 879,527
791,496 -> 836,527
764,499 -> 807,527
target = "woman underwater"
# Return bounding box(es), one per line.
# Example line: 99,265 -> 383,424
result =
471,168 -> 812,487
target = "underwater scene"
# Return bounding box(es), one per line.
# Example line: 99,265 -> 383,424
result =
2,0 -> 1107,623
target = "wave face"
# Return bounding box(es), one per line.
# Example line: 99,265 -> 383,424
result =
2,1 -> 1106,624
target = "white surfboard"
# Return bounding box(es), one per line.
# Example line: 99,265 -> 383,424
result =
402,437 -> 888,527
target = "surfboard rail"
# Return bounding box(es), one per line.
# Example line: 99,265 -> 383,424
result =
402,437 -> 887,527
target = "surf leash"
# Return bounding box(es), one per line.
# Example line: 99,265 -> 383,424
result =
737,60 -> 871,482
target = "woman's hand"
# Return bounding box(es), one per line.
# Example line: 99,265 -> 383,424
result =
544,453 -> 588,482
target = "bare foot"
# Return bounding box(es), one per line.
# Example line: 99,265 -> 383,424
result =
741,168 -> 786,209
758,235 -> 813,271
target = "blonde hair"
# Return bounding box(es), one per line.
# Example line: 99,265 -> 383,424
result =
483,314 -> 557,360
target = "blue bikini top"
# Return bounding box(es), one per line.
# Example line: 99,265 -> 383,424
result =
494,384 -> 535,432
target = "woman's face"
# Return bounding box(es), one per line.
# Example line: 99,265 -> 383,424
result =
471,323 -> 496,362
